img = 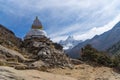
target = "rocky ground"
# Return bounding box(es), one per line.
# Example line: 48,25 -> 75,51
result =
0,66 -> 77,80
0,64 -> 120,80
47,64 -> 120,80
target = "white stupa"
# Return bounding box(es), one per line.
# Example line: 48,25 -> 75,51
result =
24,16 -> 47,40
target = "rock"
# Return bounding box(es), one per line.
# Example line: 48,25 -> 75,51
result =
95,78 -> 109,80
31,60 -> 47,67
0,67 -> 24,80
27,60 -> 50,71
0,45 -> 26,62
70,59 -> 84,65
14,64 -> 28,70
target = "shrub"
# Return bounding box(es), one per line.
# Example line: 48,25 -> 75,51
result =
81,44 -> 113,67
53,43 -> 63,50
0,61 -> 5,66
97,54 -> 112,67
37,66 -> 48,72
112,55 -> 120,70
81,44 -> 120,72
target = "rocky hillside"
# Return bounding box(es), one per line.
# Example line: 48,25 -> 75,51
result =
0,45 -> 26,66
0,24 -> 22,51
0,24 -> 72,70
68,21 -> 120,58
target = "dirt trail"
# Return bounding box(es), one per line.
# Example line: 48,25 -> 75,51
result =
0,64 -> 120,80
0,66 -> 77,80
49,64 -> 120,80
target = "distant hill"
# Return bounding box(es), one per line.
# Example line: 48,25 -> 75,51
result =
68,21 -> 120,58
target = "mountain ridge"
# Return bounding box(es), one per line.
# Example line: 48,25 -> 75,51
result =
68,21 -> 120,58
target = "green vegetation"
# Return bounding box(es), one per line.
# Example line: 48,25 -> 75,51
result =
80,44 -> 120,70
0,61 -> 6,66
112,55 -> 120,70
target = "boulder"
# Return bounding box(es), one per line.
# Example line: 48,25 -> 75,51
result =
0,45 -> 26,62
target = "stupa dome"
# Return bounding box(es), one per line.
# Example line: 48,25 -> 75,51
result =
24,16 -> 47,40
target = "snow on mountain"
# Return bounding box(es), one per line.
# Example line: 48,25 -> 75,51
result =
59,36 -> 82,50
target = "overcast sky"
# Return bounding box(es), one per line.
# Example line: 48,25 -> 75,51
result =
0,0 -> 120,42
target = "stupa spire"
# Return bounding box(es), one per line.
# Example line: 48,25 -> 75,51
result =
32,16 -> 43,29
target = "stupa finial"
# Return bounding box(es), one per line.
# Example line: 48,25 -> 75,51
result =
36,16 -> 38,20
32,16 -> 43,29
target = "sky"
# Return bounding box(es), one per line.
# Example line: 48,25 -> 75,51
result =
0,0 -> 120,42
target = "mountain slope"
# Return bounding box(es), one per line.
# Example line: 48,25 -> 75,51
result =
59,36 -> 82,50
68,21 -> 120,58
0,24 -> 22,50
107,40 -> 120,55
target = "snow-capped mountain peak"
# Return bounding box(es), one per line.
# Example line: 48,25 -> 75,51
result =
59,36 -> 82,50
66,36 -> 74,40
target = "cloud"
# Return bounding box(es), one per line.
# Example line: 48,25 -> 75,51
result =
52,14 -> 120,42
48,0 -> 120,42
74,14 -> 120,40
0,0 -> 120,42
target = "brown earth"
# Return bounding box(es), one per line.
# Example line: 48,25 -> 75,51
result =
0,63 -> 120,80
0,66 -> 77,80
49,64 -> 120,80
